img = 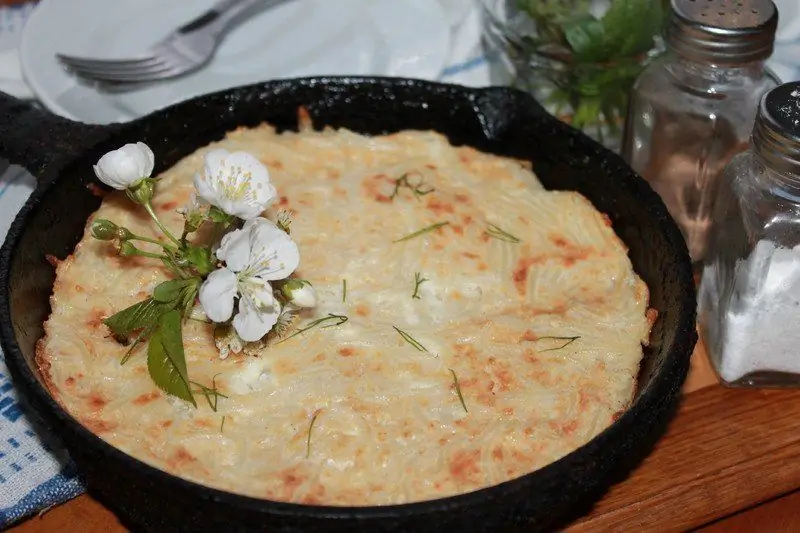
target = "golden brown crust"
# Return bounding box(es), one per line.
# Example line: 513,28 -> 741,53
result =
38,125 -> 651,506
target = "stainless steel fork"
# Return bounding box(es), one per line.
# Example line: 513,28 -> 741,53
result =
57,0 -> 291,86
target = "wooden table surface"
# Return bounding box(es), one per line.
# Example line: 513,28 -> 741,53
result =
10,339 -> 800,532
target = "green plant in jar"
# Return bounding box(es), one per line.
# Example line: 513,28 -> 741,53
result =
512,0 -> 669,147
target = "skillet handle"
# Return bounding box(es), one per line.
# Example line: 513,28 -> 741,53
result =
0,91 -> 108,178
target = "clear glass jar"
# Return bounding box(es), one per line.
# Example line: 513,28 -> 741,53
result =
481,0 -> 666,153
622,0 -> 779,265
699,82 -> 800,387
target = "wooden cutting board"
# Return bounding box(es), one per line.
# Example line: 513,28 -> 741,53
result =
12,339 -> 800,532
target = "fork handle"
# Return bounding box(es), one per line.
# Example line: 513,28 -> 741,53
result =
178,0 -> 285,37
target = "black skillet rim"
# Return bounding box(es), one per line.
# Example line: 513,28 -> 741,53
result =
0,76 -> 697,521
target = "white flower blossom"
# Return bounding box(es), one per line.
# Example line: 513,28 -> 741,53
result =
93,142 -> 154,190
177,192 -> 208,231
193,149 -> 276,220
198,218 -> 299,342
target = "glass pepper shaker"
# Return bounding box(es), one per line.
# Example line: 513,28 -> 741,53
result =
699,82 -> 800,387
622,0 -> 780,264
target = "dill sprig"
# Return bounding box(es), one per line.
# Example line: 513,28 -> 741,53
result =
393,326 -> 429,352
535,335 -> 581,352
394,222 -> 449,243
191,374 -> 228,412
342,279 -> 347,303
389,173 -> 435,201
412,272 -> 428,300
220,416 -> 226,433
449,368 -> 468,414
306,409 -> 323,458
485,223 -> 521,243
279,313 -> 349,343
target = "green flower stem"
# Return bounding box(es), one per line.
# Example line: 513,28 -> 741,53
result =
128,249 -> 167,260
129,233 -> 177,252
143,202 -> 181,246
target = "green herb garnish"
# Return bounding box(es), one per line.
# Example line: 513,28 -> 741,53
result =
389,174 -> 435,201
513,0 -> 667,144
393,326 -> 429,352
220,416 -> 226,433
104,298 -> 174,339
485,223 -> 521,244
535,335 -> 581,352
412,272 -> 428,300
306,409 -> 322,458
279,313 -> 349,343
191,374 -> 228,412
449,368 -> 468,414
394,222 -> 449,243
107,278 -> 200,365
342,279 -> 347,303
147,310 -> 196,406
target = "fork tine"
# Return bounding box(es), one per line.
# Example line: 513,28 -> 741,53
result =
58,54 -> 180,82
65,64 -> 182,83
62,62 -> 174,80
63,61 -> 178,81
57,54 -> 165,73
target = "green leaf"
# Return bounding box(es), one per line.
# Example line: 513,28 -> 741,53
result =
572,97 -> 603,130
603,0 -> 663,56
208,206 -> 234,226
180,282 -> 199,318
560,0 -> 663,64
153,279 -> 188,303
183,245 -> 214,276
563,14 -> 607,63
103,298 -> 174,337
147,310 -> 196,406
120,323 -> 156,365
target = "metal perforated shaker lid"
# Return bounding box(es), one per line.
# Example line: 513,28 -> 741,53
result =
752,82 -> 800,175
666,0 -> 778,64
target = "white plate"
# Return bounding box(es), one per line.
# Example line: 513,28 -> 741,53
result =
20,0 -> 452,124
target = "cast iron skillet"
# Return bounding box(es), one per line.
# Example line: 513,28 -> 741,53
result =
0,77 -> 696,532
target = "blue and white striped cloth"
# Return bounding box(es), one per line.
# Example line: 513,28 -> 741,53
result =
0,164 -> 84,528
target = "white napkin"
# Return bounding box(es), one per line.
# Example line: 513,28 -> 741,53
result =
0,49 -> 32,99
0,4 -> 34,99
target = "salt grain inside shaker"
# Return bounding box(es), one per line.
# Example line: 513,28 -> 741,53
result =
622,0 -> 780,264
699,81 -> 800,387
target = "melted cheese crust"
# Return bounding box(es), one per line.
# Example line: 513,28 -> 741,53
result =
38,123 -> 651,505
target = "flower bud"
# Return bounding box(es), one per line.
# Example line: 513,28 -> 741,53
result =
125,177 -> 156,205
281,279 -> 317,308
116,241 -> 138,257
116,227 -> 134,241
93,142 -> 154,190
91,219 -> 119,240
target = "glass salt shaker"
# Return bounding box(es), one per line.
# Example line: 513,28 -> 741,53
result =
622,0 -> 780,264
699,82 -> 800,387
